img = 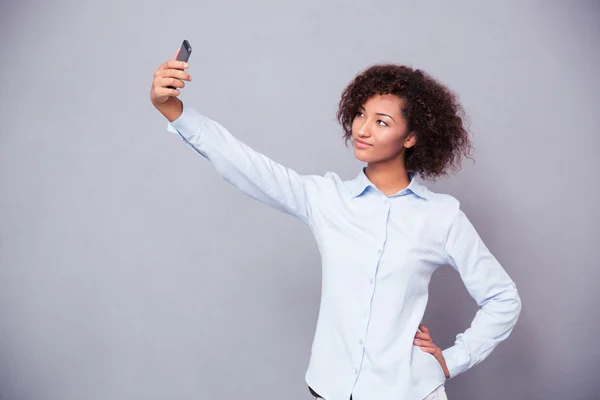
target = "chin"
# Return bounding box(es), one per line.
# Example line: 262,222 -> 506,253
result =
353,148 -> 375,163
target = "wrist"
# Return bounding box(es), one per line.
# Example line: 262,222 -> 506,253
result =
440,356 -> 450,379
154,97 -> 183,122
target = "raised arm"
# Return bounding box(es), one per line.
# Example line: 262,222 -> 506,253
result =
150,55 -> 312,224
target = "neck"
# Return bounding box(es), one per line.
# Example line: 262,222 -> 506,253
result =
365,157 -> 411,197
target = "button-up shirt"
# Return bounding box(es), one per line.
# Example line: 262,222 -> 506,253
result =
166,107 -> 522,400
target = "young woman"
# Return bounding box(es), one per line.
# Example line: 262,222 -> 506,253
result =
150,52 -> 522,400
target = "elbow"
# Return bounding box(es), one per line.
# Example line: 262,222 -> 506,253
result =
505,284 -> 522,324
485,283 -> 522,324
514,287 -> 523,318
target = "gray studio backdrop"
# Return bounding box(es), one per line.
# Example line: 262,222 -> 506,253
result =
0,1 -> 598,399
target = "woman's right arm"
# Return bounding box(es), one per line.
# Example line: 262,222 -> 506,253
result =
150,55 -> 313,224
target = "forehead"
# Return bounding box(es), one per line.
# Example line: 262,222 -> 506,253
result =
362,94 -> 404,115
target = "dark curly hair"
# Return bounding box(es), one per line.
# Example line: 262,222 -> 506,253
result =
337,64 -> 472,180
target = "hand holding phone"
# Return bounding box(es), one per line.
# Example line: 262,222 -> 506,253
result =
150,40 -> 193,108
167,40 -> 192,89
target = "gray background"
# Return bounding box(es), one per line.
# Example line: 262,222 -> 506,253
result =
0,0 -> 598,399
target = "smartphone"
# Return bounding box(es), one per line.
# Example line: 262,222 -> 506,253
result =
168,39 -> 192,89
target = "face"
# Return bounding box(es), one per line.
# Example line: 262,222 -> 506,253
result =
351,94 -> 416,165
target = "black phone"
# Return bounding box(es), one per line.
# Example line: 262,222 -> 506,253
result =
168,40 -> 192,89
177,39 -> 192,62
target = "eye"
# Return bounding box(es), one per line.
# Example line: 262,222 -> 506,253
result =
355,111 -> 364,118
377,120 -> 388,127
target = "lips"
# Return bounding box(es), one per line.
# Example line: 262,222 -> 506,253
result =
354,138 -> 373,149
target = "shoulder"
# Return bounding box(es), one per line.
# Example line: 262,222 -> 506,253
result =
414,184 -> 467,251
418,183 -> 462,226
300,171 -> 364,211
301,171 -> 349,193
426,189 -> 460,211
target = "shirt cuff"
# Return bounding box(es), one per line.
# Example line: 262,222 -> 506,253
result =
442,345 -> 470,379
166,106 -> 203,140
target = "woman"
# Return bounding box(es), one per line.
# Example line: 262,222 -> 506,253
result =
150,52 -> 522,400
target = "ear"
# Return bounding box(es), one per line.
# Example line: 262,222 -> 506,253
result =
404,132 -> 417,149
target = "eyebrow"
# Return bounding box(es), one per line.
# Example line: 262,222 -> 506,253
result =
359,106 -> 396,122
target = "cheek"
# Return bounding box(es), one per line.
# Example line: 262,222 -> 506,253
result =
374,130 -> 406,154
350,118 -> 360,134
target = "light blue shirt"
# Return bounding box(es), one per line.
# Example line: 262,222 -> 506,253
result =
166,107 -> 522,400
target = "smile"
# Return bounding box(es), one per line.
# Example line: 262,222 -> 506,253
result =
354,139 -> 373,149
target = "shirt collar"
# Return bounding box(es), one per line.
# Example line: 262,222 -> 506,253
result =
346,168 -> 430,200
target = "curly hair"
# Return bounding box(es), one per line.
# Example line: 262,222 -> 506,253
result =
337,64 -> 472,180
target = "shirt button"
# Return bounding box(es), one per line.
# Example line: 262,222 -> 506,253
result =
369,278 -> 374,284
354,369 -> 359,375
359,339 -> 364,345
384,199 -> 389,204
364,311 -> 368,317
377,249 -> 382,254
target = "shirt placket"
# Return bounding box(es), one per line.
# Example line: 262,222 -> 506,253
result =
351,196 -> 392,386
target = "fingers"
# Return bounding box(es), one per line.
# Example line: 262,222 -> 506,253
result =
414,338 -> 436,348
150,54 -> 191,104
414,337 -> 436,348
161,59 -> 189,71
151,75 -> 184,96
153,86 -> 180,98
414,337 -> 440,354
162,77 -> 186,89
155,68 -> 192,82
419,345 -> 439,355
152,66 -> 191,98
413,324 -> 439,353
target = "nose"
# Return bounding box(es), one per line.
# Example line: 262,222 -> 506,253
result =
357,120 -> 371,138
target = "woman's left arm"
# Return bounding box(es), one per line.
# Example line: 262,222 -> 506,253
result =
440,210 -> 522,379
